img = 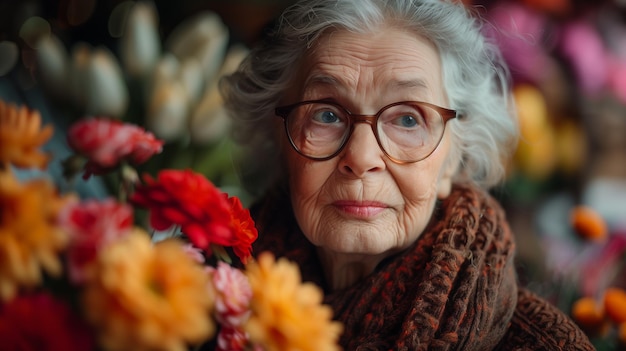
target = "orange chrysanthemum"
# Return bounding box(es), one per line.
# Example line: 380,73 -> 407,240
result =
571,296 -> 609,336
0,100 -> 53,169
244,252 -> 343,351
604,287 -> 626,325
0,169 -> 76,301
82,230 -> 215,351
570,206 -> 608,241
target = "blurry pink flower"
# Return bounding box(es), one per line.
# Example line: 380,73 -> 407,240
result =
67,117 -> 164,179
217,327 -> 249,351
0,292 -> 95,351
607,57 -> 626,104
58,198 -> 133,284
208,261 -> 252,328
559,21 -> 608,95
580,234 -> 626,297
486,2 -> 551,83
183,243 -> 206,264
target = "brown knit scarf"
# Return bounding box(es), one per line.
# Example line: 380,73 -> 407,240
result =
251,184 -> 518,351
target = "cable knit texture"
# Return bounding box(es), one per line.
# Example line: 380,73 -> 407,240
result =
250,184 -> 595,351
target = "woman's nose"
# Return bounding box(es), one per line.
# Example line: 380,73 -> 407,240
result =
337,123 -> 386,177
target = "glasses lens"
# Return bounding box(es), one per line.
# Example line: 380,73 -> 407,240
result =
286,102 -> 350,158
377,103 -> 444,162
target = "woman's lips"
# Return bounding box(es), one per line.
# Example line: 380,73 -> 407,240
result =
332,200 -> 389,218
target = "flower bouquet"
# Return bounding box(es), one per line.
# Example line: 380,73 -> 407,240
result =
0,99 -> 343,351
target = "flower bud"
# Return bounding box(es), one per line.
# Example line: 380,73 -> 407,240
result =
147,55 -> 204,107
145,54 -> 209,142
83,46 -> 129,117
188,46 -> 247,145
179,57 -> 204,104
120,1 -> 161,78
67,44 -> 129,117
147,80 -> 189,141
34,34 -> 69,100
189,81 -> 230,145
165,12 -> 229,83
144,53 -> 179,103
68,42 -> 92,111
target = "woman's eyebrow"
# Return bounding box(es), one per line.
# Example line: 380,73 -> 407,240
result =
391,78 -> 429,90
303,75 -> 428,91
303,74 -> 341,89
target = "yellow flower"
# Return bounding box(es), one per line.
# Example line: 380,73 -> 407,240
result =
0,100 -> 53,169
82,230 -> 215,351
0,169 -> 75,301
244,252 -> 343,351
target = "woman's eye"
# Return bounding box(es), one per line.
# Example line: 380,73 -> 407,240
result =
312,111 -> 341,123
394,114 -> 421,128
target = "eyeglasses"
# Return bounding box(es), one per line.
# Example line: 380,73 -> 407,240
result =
275,99 -> 460,164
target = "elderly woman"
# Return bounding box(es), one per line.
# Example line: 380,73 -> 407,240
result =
221,0 -> 594,349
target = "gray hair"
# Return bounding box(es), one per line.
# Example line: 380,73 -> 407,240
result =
220,0 -> 518,196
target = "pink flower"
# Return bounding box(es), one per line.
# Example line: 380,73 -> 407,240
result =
208,262 -> 253,351
208,261 -> 252,328
608,57 -> 626,104
58,198 -> 133,284
0,293 -> 95,351
183,243 -> 206,264
217,327 -> 249,351
67,117 -> 164,179
130,169 -> 234,252
559,21 -> 608,95
579,235 -> 626,297
486,2 -> 551,83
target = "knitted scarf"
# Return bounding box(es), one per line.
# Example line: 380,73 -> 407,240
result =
251,184 -> 518,351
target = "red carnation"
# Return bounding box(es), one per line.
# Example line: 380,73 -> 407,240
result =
130,169 -> 235,252
67,117 -> 164,179
0,293 -> 95,351
227,195 -> 258,264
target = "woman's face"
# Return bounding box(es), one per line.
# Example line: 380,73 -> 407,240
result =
284,27 -> 457,257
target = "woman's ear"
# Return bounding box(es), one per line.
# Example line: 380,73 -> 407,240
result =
437,148 -> 460,199
437,169 -> 453,199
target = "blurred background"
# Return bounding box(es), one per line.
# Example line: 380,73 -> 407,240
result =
0,0 -> 625,348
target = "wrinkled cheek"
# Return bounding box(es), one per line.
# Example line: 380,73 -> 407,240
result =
292,200 -> 324,244
287,159 -> 330,212
290,190 -> 308,212
401,197 -> 438,241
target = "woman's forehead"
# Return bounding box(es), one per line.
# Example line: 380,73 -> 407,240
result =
293,28 -> 444,103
